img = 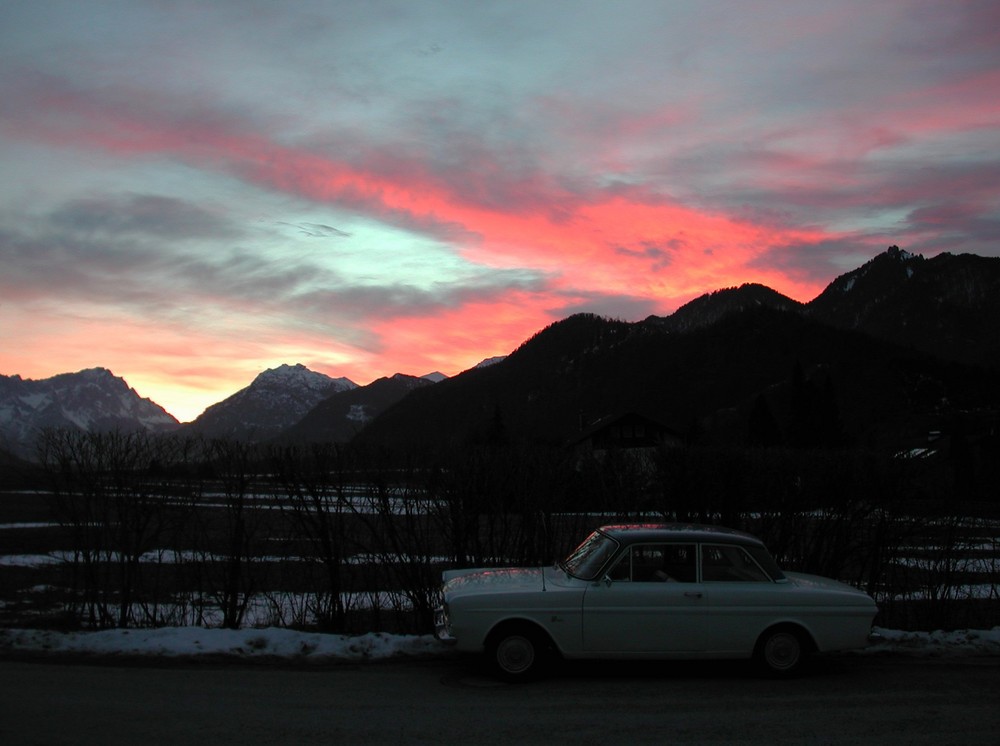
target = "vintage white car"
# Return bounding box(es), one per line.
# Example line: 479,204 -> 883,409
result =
436,524 -> 878,680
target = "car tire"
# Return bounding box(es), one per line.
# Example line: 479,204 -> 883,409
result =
487,625 -> 548,682
755,626 -> 808,677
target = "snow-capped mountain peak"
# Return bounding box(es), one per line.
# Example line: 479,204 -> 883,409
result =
474,356 -> 507,369
0,368 -> 179,457
251,363 -> 354,393
184,364 -> 357,441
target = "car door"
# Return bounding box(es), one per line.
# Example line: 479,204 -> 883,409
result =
582,543 -> 705,653
689,543 -> 780,654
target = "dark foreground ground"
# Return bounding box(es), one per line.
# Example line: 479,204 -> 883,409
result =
1,653 -> 997,745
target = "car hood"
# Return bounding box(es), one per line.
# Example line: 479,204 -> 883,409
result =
784,571 -> 875,601
442,565 -> 575,597
442,566 -> 544,594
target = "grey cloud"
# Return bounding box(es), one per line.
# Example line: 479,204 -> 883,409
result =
0,228 -> 77,298
751,180 -> 1000,292
902,203 -> 1000,256
305,91 -> 587,217
897,0 -> 1000,65
231,152 -> 482,247
277,221 -> 352,238
554,291 -> 661,322
50,194 -> 239,240
1,188 -> 555,337
169,249 -> 321,304
747,237 -> 888,297
0,203 -> 293,319
614,239 -> 683,271
292,267 -> 551,323
0,192 -> 264,314
0,227 -> 192,315
665,136 -> 1000,260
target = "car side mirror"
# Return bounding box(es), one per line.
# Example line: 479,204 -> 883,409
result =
602,574 -> 614,587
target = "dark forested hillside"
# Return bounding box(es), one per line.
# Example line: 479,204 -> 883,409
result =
650,282 -> 802,333
280,374 -> 432,443
356,306 -> 999,452
808,248 -> 1000,369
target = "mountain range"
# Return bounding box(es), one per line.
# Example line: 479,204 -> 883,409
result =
358,247 -> 1000,450
0,368 -> 177,457
2,247 -> 997,459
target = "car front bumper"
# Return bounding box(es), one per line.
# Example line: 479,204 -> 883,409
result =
434,605 -> 457,644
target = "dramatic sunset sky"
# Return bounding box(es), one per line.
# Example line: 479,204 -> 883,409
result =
1,1 -> 998,422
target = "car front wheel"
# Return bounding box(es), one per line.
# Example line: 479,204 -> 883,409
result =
755,627 -> 807,676
487,626 -> 547,682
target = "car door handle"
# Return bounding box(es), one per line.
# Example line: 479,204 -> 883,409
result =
684,592 -> 703,599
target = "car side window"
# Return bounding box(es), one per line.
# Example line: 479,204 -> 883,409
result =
608,544 -> 696,582
607,550 -> 632,581
701,544 -> 772,582
659,544 -> 697,582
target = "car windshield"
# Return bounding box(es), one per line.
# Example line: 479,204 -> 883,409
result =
560,530 -> 620,580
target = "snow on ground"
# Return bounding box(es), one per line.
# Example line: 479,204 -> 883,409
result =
861,627 -> 1000,657
0,627 -> 450,662
0,626 -> 998,662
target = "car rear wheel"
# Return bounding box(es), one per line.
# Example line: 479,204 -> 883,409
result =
487,626 -> 547,682
755,627 -> 807,676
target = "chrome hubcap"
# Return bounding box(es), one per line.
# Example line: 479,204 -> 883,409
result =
764,632 -> 801,670
496,635 -> 535,674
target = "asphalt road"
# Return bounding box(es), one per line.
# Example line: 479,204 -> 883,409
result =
1,654 -> 997,745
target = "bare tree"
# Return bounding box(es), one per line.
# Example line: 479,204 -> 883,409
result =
271,443 -> 354,631
38,429 -> 176,628
199,438 -> 268,629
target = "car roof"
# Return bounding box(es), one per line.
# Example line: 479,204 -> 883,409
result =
597,523 -> 765,548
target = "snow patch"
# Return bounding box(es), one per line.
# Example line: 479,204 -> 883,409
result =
1,625 -> 996,662
862,626 -> 1000,657
0,627 -> 448,661
347,404 -> 370,423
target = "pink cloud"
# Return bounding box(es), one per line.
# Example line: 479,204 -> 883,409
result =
7,73 -> 848,310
